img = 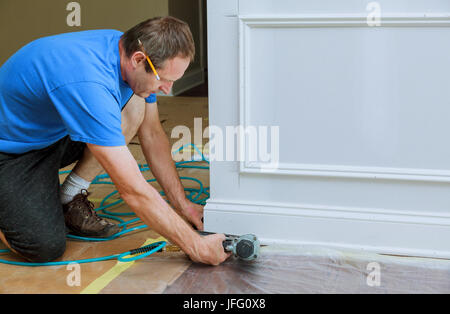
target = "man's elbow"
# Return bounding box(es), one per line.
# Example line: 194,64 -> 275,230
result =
117,182 -> 149,210
118,181 -> 163,215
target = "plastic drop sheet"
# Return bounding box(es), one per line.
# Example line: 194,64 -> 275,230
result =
156,245 -> 450,294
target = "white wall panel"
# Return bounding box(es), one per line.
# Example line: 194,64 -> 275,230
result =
205,0 -> 450,258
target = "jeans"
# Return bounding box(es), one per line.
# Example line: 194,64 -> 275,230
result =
0,136 -> 85,262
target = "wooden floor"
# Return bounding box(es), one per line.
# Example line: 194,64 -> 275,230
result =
1,96 -> 450,294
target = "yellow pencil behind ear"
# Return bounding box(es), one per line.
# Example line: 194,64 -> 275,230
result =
138,39 -> 160,81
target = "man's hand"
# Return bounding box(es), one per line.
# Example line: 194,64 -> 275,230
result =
189,233 -> 231,266
177,200 -> 204,231
86,144 -> 229,265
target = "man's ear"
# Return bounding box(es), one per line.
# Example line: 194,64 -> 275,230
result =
130,51 -> 146,69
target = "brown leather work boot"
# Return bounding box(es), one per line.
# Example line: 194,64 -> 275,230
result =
63,189 -> 121,238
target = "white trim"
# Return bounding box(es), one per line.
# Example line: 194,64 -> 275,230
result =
239,13 -> 450,27
206,198 -> 450,226
205,199 -> 450,259
241,161 -> 450,183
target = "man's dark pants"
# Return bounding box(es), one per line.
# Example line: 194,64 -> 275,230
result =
0,137 -> 85,262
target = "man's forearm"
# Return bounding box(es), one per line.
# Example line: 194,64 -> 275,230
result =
86,144 -> 201,257
123,180 -> 200,255
138,125 -> 188,211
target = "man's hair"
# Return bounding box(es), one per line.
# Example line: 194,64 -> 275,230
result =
121,16 -> 195,72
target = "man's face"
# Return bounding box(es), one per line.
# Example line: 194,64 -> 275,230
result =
128,53 -> 190,98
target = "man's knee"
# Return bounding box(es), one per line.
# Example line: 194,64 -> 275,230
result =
11,231 -> 66,263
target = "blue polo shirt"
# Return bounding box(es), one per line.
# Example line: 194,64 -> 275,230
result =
0,30 -> 157,154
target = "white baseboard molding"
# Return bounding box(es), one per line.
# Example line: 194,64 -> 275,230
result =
204,199 -> 450,259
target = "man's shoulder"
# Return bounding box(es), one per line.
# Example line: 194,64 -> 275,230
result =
35,29 -> 123,43
42,30 -> 123,92
21,29 -> 123,59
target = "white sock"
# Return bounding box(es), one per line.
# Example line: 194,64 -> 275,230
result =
60,172 -> 91,205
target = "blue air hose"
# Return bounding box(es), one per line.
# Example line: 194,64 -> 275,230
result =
0,241 -> 166,266
0,143 -> 208,266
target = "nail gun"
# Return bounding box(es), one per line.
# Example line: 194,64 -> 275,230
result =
197,231 -> 260,261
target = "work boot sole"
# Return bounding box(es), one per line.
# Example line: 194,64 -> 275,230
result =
66,222 -> 122,238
